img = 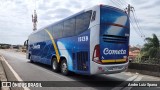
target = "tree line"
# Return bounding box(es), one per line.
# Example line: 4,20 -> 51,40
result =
136,34 -> 160,64
0,43 -> 11,49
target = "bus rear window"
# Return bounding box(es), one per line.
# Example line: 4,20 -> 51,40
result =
100,6 -> 129,27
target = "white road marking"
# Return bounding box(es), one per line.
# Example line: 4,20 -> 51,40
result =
1,56 -> 30,90
111,75 -> 138,90
134,76 -> 143,81
124,72 -> 132,76
122,76 -> 143,90
1,49 -> 70,81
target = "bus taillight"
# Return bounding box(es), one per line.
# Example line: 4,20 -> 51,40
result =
92,44 -> 102,64
126,57 -> 128,62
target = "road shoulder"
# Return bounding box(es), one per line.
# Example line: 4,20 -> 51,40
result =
0,55 -> 10,90
0,55 -> 30,90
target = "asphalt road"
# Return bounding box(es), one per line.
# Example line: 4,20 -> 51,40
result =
0,49 -> 160,90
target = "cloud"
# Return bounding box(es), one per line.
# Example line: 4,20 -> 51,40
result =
40,14 -> 52,20
64,0 -> 81,9
52,8 -> 73,15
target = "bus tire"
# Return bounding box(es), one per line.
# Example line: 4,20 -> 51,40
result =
52,58 -> 59,72
60,59 -> 69,75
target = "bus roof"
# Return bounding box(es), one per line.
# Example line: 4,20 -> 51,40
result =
100,5 -> 126,14
30,5 -> 126,36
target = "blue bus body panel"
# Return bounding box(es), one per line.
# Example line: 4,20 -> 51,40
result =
29,29 -> 90,75
100,6 -> 130,62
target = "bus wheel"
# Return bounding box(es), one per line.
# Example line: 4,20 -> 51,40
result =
52,58 -> 59,72
60,59 -> 69,75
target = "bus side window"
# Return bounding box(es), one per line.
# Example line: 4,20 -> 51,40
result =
76,10 -> 92,35
76,13 -> 84,35
91,11 -> 96,21
40,30 -> 45,42
84,11 -> 92,30
28,36 -> 31,44
48,26 -> 53,36
63,17 -> 76,37
45,29 -> 50,41
53,23 -> 63,39
32,34 -> 35,44
39,31 -> 44,42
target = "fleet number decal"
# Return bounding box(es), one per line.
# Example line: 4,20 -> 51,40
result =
78,36 -> 88,42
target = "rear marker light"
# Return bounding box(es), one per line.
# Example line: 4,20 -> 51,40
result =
98,67 -> 102,70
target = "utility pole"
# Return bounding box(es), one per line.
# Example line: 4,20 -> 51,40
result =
125,4 -> 135,61
125,4 -> 134,17
32,10 -> 38,31
32,0 -> 37,31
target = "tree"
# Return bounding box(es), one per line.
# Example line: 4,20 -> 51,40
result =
142,34 -> 160,58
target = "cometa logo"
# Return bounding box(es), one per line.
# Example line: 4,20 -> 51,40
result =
103,48 -> 126,55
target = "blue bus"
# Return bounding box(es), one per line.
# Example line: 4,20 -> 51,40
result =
25,5 -> 130,75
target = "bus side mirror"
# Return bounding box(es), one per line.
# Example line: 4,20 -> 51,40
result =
24,40 -> 28,46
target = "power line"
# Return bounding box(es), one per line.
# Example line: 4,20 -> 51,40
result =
130,18 -> 142,37
125,4 -> 145,38
125,4 -> 146,43
130,18 -> 146,43
114,0 -> 124,7
119,0 -> 128,6
120,0 -> 129,5
110,0 -> 122,9
131,10 -> 145,38
133,11 -> 145,37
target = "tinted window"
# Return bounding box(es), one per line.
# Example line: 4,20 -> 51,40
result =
44,29 -> 50,41
29,35 -> 33,44
76,14 -> 84,34
39,30 -> 45,42
35,32 -> 40,42
63,17 -> 75,37
32,33 -> 36,43
47,26 -> 53,35
100,6 -> 129,36
84,11 -> 92,30
100,7 -> 128,26
76,11 -> 92,35
53,23 -> 63,39
29,10 -> 92,42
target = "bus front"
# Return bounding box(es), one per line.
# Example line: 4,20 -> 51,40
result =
91,5 -> 130,74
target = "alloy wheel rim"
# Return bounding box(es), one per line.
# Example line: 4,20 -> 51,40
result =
62,62 -> 67,73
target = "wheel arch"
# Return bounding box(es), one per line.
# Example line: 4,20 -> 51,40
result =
51,54 -> 67,65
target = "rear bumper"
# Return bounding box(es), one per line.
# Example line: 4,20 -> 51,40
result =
90,61 -> 129,75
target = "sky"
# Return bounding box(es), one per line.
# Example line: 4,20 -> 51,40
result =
0,0 -> 160,46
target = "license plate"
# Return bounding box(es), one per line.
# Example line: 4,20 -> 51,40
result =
112,66 -> 119,70
106,66 -> 123,71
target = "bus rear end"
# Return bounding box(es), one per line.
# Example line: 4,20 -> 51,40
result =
91,5 -> 129,74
